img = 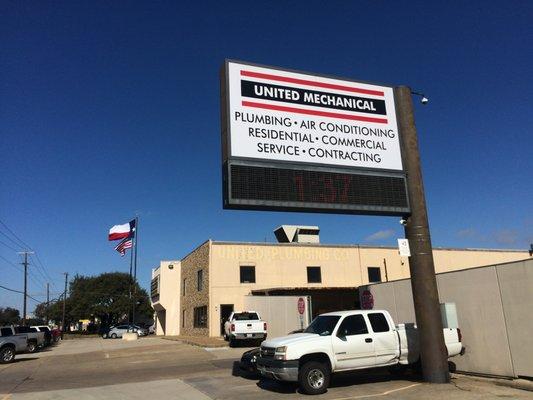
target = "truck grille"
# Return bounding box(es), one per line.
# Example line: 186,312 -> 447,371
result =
260,347 -> 275,358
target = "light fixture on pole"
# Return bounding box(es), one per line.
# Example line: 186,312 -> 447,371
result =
411,91 -> 429,105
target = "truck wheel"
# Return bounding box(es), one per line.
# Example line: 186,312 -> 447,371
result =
111,333 -> 117,339
27,341 -> 37,353
0,347 -> 15,364
299,361 -> 330,395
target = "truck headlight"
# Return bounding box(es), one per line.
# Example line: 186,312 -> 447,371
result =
274,346 -> 287,360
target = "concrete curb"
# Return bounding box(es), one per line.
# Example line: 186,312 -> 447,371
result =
494,379 -> 533,392
160,336 -> 228,348
453,373 -> 533,392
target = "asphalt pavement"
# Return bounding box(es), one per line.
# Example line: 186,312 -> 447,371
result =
0,337 -> 531,399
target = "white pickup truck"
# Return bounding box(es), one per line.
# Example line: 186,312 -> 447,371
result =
257,310 -> 463,395
224,311 -> 267,347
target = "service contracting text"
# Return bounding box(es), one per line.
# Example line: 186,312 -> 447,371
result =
226,61 -> 403,171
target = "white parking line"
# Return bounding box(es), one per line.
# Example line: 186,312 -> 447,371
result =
331,383 -> 422,400
128,359 -> 160,364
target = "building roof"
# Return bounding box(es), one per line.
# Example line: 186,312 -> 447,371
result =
210,240 -> 528,253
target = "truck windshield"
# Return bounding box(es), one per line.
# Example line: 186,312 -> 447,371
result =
304,315 -> 341,336
233,312 -> 259,321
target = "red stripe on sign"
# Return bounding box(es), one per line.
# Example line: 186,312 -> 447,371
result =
240,70 -> 385,97
242,101 -> 388,124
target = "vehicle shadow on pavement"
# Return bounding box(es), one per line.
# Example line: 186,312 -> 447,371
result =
231,361 -> 261,380
257,378 -> 300,394
12,357 -> 40,363
329,368 -> 422,388
252,368 -> 423,395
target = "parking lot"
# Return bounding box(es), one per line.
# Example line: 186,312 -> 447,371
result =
1,337 -> 531,399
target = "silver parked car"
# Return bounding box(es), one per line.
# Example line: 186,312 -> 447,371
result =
104,324 -> 147,339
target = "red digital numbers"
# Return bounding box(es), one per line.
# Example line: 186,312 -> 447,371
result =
292,172 -> 352,204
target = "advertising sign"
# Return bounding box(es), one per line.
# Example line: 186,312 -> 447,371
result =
225,61 -> 402,170
221,60 -> 410,216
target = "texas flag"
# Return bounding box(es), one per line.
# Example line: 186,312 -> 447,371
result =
108,220 -> 136,241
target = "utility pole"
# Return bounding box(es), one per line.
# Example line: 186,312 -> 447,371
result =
46,283 -> 50,324
62,273 -> 68,332
18,251 -> 34,325
395,86 -> 449,383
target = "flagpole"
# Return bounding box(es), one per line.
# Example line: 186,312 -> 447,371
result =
132,216 -> 139,325
128,233 -> 134,325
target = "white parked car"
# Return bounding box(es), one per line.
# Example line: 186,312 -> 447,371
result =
257,310 -> 464,395
223,311 -> 267,347
104,324 -> 147,339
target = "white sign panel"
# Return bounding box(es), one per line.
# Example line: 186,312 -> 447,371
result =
398,238 -> 411,257
226,61 -> 403,171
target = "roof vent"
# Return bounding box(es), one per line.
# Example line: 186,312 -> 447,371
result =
274,225 -> 320,243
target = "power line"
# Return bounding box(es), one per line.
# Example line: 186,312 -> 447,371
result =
0,284 -> 23,294
0,254 -> 23,272
0,284 -> 40,303
0,230 -> 25,250
0,219 -> 33,250
29,255 -> 50,287
0,239 -> 20,252
33,253 -> 56,288
0,219 -> 58,290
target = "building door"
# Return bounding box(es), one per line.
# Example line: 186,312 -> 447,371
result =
220,304 -> 234,336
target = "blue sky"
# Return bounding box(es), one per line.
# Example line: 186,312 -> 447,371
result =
1,1 -> 532,311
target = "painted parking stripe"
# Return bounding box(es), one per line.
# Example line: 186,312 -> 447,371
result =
331,383 -> 421,400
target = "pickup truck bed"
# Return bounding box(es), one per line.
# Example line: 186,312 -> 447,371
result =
224,311 -> 267,347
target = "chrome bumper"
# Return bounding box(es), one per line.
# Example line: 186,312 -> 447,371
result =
257,364 -> 298,382
232,333 -> 266,339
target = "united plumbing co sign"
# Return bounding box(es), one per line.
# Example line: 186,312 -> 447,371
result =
221,60 -> 410,216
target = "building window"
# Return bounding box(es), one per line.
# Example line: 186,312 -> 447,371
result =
150,276 -> 160,298
240,266 -> 256,283
197,269 -> 203,291
182,310 -> 185,328
193,306 -> 207,328
307,266 -> 322,283
182,278 -> 186,296
367,267 -> 382,283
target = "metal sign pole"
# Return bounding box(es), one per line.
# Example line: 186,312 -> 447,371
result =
394,86 -> 449,383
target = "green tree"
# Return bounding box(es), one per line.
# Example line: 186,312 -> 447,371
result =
34,299 -> 66,324
0,307 -> 21,325
67,272 -> 152,326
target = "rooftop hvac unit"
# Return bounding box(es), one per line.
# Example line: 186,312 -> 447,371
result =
274,225 -> 320,244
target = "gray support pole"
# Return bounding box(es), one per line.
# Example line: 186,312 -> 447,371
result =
394,86 -> 450,383
46,282 -> 50,324
62,273 -> 68,332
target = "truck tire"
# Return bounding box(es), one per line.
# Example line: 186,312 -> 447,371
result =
27,341 -> 37,353
298,361 -> 330,395
229,337 -> 235,347
0,346 -> 15,364
111,333 -> 117,339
